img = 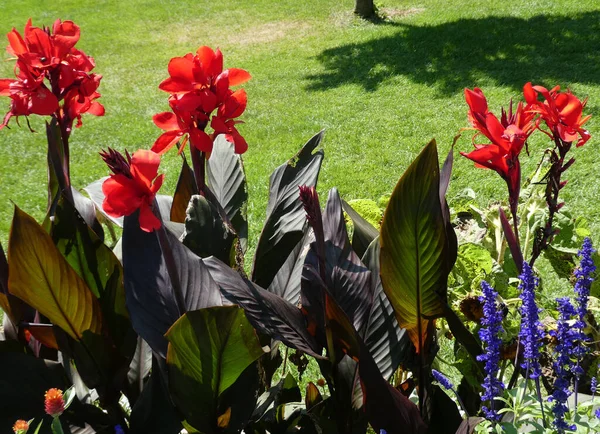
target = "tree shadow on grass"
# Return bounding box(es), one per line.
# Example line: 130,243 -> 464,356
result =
306,12 -> 600,94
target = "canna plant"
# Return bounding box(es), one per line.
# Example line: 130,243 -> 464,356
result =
0,16 -> 598,434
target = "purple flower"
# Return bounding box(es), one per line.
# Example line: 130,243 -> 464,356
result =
432,369 -> 454,390
549,298 -> 578,433
518,261 -> 543,380
477,281 -> 505,422
574,237 -> 596,320
591,377 -> 597,395
572,238 -> 596,377
115,426 -> 125,434
595,407 -> 600,419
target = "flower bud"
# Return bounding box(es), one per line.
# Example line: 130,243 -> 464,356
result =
13,420 -> 29,434
44,388 -> 65,417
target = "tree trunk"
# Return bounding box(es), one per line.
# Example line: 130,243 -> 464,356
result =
354,0 -> 375,18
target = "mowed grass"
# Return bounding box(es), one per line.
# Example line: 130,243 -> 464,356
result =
1,0 -> 600,261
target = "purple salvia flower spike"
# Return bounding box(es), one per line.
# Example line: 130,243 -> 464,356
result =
477,281 -> 505,422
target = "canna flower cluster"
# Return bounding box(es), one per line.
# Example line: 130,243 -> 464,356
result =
477,281 -> 506,422
152,46 -> 251,156
101,148 -> 164,232
0,19 -> 103,131
517,261 -> 543,380
461,87 -> 535,214
524,83 -> 591,148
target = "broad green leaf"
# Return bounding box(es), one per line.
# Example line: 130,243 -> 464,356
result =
49,195 -> 131,342
8,207 -> 102,340
380,140 -> 451,355
342,199 -> 379,258
166,306 -> 264,433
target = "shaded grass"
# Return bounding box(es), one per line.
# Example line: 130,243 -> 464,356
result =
0,0 -> 599,270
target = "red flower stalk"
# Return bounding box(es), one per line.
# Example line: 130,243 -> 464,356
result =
0,19 -> 104,131
299,185 -> 326,283
44,388 -> 65,417
461,87 -> 535,215
12,420 -> 29,434
101,149 -> 164,232
152,46 -> 251,156
524,83 -> 591,148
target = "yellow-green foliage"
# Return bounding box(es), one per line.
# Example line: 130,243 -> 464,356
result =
347,199 -> 383,229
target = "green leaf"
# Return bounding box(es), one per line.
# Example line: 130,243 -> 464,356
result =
342,199 -> 379,259
48,195 -> 132,349
8,206 -> 103,340
165,306 -> 264,433
379,140 -> 451,355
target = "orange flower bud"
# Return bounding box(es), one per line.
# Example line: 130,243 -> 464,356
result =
44,388 -> 65,417
12,419 -> 29,433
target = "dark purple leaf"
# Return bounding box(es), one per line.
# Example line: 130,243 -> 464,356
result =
122,210 -> 222,357
361,238 -> 410,380
170,155 -> 197,223
455,417 -> 485,434
204,256 -> 323,358
252,131 -> 324,289
324,295 -> 427,434
207,135 -> 249,252
304,188 -> 374,335
268,227 -> 314,305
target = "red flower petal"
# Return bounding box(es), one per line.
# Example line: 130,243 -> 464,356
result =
196,46 -> 223,78
6,28 -> 27,56
152,130 -> 184,155
153,112 -> 180,131
52,19 -> 80,59
29,86 -> 59,115
523,82 -> 537,105
87,101 -> 105,116
102,175 -> 144,216
228,130 -> 248,154
0,79 -> 15,96
173,92 -> 204,112
189,128 -> 213,153
159,77 -> 194,94
130,149 -> 161,189
464,87 -> 487,113
167,56 -> 195,83
138,203 -> 162,232
227,68 -> 251,86
219,89 -> 247,119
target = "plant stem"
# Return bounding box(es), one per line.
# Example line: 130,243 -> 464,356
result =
189,146 -> 206,195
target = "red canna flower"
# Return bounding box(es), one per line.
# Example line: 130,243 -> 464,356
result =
153,46 -> 250,156
12,420 -> 29,434
44,388 -> 65,417
101,149 -> 164,232
523,82 -> 591,147
0,19 -> 103,130
461,88 -> 535,212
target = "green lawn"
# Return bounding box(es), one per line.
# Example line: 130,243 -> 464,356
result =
1,0 -> 599,256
